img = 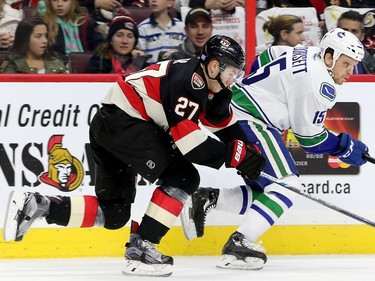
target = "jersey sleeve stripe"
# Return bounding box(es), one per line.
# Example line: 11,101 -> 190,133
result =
115,81 -> 151,121
200,113 -> 237,133
170,120 -> 207,155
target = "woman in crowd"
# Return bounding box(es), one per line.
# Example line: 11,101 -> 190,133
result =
252,14 -> 305,72
262,14 -> 305,47
0,16 -> 66,73
86,15 -> 149,74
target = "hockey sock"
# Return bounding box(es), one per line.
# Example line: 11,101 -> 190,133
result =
46,196 -> 102,227
237,180 -> 296,242
137,187 -> 186,244
216,185 -> 253,214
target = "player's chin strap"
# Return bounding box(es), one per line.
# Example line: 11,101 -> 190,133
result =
204,63 -> 226,90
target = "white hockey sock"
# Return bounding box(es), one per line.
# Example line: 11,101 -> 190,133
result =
237,178 -> 298,242
216,185 -> 253,214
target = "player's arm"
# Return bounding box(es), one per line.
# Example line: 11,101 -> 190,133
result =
200,87 -> 248,143
297,128 -> 368,166
289,83 -> 368,166
168,85 -> 265,178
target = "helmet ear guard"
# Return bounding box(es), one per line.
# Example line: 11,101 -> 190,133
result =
320,28 -> 365,69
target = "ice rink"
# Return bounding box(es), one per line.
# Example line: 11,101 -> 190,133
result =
0,255 -> 374,281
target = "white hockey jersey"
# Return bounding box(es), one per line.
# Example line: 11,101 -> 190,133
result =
232,45 -> 338,149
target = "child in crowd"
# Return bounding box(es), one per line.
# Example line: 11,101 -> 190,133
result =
137,0 -> 185,64
0,16 -> 66,73
39,0 -> 105,64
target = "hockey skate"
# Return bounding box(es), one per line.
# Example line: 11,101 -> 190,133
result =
122,221 -> 173,277
180,187 -> 219,240
3,191 -> 50,242
217,231 -> 267,270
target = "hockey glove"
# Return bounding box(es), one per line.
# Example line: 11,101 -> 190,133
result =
331,133 -> 368,166
225,140 -> 266,180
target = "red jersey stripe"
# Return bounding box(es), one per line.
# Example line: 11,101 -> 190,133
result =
170,119 -> 201,142
116,80 -> 151,121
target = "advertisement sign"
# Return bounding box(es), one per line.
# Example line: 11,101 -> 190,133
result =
284,102 -> 360,175
1,77 -> 375,228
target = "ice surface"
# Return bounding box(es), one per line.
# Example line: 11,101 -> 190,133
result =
0,255 -> 374,281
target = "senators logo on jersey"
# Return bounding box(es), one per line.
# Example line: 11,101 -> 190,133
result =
191,73 -> 205,90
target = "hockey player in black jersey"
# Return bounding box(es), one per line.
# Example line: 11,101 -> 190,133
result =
3,35 -> 266,277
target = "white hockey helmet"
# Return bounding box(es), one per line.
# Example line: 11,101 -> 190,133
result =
320,28 -> 365,69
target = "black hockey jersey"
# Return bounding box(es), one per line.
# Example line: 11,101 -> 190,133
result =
102,57 -> 244,169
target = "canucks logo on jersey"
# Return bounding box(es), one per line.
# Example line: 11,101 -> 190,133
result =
320,82 -> 336,101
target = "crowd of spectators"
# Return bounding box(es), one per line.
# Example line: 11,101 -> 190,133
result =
0,0 -> 375,74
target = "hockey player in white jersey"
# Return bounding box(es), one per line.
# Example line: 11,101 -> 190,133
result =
181,28 -> 370,270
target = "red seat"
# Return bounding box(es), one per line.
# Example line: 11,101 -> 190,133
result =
68,52 -> 93,73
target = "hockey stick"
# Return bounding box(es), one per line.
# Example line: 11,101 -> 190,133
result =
260,171 -> 375,228
364,154 -> 375,164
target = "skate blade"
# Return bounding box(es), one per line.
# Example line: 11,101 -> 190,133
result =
179,196 -> 197,240
3,191 -> 25,242
122,260 -> 172,277
216,255 -> 265,270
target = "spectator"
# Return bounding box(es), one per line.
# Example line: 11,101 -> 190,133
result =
360,10 -> 375,73
252,14 -> 304,73
137,0 -> 185,64
0,16 -> 66,73
263,14 -> 305,47
159,6 -> 212,61
362,10 -> 375,49
337,10 -> 372,74
274,0 -> 350,32
0,0 -> 23,50
40,0 -> 105,64
87,15 -> 150,74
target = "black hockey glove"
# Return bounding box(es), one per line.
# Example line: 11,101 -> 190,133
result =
225,140 -> 266,180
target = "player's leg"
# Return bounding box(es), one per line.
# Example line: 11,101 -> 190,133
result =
3,140 -> 135,242
3,105 -> 136,242
124,157 -> 199,277
181,184 -> 253,240
217,120 -> 299,270
3,192 -> 107,242
95,105 -> 200,276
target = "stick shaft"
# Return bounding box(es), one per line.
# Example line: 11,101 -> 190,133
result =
364,154 -> 375,164
260,172 -> 375,228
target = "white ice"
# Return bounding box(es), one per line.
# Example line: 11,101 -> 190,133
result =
0,255 -> 374,281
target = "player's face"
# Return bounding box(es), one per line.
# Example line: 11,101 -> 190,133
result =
220,65 -> 244,85
331,54 -> 358,85
206,61 -> 243,92
185,17 -> 213,51
111,29 -> 136,56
